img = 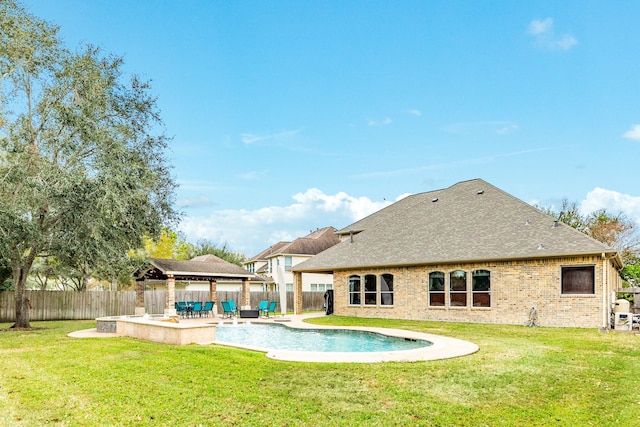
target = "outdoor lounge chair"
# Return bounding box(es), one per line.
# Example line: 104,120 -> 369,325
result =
191,301 -> 203,317
175,302 -> 188,317
257,300 -> 268,317
227,300 -> 240,316
264,301 -> 277,318
221,300 -> 237,318
203,301 -> 214,317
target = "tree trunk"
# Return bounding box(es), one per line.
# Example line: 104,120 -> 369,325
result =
11,251 -> 37,329
12,265 -> 31,328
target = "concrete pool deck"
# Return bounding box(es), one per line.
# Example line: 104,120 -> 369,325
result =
69,312 -> 479,363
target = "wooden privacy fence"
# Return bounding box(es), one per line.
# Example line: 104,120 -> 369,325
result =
0,290 -> 327,322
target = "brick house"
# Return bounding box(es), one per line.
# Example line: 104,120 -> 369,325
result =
291,179 -> 623,328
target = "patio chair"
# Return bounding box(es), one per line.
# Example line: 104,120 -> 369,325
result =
221,300 -> 237,318
257,300 -> 268,317
191,301 -> 203,317
176,301 -> 188,317
203,301 -> 214,317
186,301 -> 196,317
227,300 -> 240,316
264,301 -> 277,318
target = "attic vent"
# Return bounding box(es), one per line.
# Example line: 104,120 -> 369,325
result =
477,190 -> 484,195
432,198 -> 439,203
350,230 -> 354,243
537,244 -> 544,250
525,220 -> 531,226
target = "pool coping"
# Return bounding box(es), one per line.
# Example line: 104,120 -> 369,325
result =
69,313 -> 479,363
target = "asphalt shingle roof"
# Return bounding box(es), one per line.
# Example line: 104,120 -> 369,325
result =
148,256 -> 258,279
268,226 -> 339,257
293,179 -> 617,273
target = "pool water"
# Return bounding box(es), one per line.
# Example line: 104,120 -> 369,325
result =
215,323 -> 431,353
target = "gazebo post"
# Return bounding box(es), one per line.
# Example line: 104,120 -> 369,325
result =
241,278 -> 251,310
165,274 -> 177,316
293,271 -> 303,315
209,279 -> 218,317
134,278 -> 146,315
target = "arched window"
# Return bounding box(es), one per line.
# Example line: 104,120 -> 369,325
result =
449,270 -> 467,307
472,270 -> 491,307
364,274 -> 377,305
380,274 -> 394,306
429,271 -> 445,307
348,275 -> 361,305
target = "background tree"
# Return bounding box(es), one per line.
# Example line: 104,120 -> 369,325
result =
190,239 -> 246,266
130,227 -> 194,260
30,257 -> 58,291
0,1 -> 178,328
0,256 -> 12,289
537,199 -> 588,233
584,209 -> 639,265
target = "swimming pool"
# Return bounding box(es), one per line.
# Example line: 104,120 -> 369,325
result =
215,323 -> 431,353
212,319 -> 478,363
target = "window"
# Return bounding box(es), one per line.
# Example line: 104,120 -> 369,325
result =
429,272 -> 445,306
472,270 -> 491,307
450,270 -> 467,307
310,284 -> 317,292
326,284 -> 333,290
286,283 -> 293,292
269,259 -> 272,274
349,275 -> 361,305
284,256 -> 292,271
380,274 -> 394,305
562,266 -> 595,294
364,274 -> 377,305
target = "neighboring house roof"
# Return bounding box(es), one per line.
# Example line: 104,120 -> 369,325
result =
245,241 -> 291,263
266,226 -> 339,257
293,179 -> 622,273
245,227 -> 340,263
137,255 -> 262,281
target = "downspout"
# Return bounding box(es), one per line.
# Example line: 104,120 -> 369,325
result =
602,253 -> 607,329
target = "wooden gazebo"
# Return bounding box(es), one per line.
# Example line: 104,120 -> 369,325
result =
134,255 -> 260,316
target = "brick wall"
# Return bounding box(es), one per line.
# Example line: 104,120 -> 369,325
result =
332,255 -> 620,328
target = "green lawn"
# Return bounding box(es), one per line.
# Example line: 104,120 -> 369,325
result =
1,317 -> 639,426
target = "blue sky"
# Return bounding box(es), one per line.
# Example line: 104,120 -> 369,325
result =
26,1 -> 640,256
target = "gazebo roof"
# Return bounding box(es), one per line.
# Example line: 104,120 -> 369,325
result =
136,255 -> 263,282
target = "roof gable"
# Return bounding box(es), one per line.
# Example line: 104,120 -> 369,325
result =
142,256 -> 258,280
294,179 -> 617,272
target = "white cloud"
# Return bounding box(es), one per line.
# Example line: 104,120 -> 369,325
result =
368,117 -> 392,127
553,34 -> 578,50
178,189 -> 392,256
236,170 -> 269,181
407,109 -> 422,117
528,18 -> 577,51
528,18 -> 553,35
176,195 -> 213,209
581,188 -> 640,225
446,120 -> 518,134
496,124 -> 519,134
623,124 -> 640,140
240,129 -> 301,145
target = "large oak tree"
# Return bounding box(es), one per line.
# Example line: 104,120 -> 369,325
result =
0,1 -> 178,327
